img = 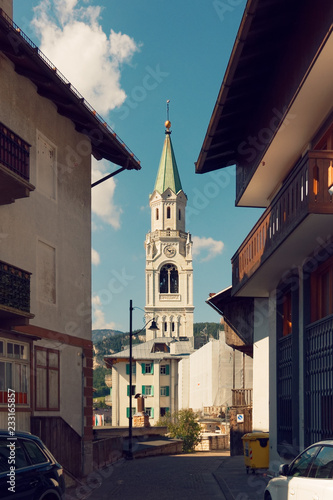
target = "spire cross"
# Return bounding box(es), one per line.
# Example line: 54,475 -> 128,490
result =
166,99 -> 170,121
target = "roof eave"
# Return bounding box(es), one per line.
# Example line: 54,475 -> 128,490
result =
0,10 -> 141,171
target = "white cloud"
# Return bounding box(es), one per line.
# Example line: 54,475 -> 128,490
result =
91,158 -> 123,229
192,235 -> 224,262
32,0 -> 140,115
91,248 -> 100,266
92,294 -> 117,330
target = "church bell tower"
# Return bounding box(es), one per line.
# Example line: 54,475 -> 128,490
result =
145,117 -> 194,341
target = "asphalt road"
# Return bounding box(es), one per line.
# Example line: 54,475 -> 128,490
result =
65,452 -> 269,500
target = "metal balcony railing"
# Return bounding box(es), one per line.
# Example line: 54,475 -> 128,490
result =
0,122 -> 30,181
0,260 -> 31,313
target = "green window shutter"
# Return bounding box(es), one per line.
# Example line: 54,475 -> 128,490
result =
166,407 -> 170,414
151,386 -> 154,396
142,385 -> 146,395
126,364 -> 130,375
126,407 -> 130,418
141,363 -> 145,374
133,364 -> 136,375
151,363 -> 154,375
166,386 -> 169,397
151,408 -> 154,418
127,385 -> 130,396
165,365 -> 170,375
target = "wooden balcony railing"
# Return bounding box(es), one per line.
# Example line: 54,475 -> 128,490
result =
232,151 -> 333,293
0,260 -> 31,313
231,388 -> 253,407
0,122 -> 30,180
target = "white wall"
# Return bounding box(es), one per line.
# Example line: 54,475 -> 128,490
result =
179,331 -> 253,412
252,298 -> 270,432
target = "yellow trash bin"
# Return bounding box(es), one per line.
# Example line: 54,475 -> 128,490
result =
242,432 -> 269,473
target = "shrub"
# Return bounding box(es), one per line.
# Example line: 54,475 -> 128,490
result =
157,408 -> 201,453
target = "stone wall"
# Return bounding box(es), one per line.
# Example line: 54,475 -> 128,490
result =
195,434 -> 229,451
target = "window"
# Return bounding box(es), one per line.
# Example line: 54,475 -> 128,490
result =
0,438 -> 30,471
22,439 -> 49,465
159,264 -> 178,293
156,208 -> 159,220
142,385 -> 154,396
309,446 -> 333,478
160,407 -> 170,417
282,290 -> 292,336
35,347 -> 59,411
0,339 -> 29,405
160,386 -> 170,397
172,322 -> 175,332
141,362 -> 153,374
178,209 -> 181,221
160,365 -> 170,375
127,385 -> 136,396
126,363 -> 136,375
164,322 -> 168,333
167,206 -> 171,219
288,446 -> 321,477
126,407 -> 136,418
311,256 -> 333,322
146,407 -> 154,418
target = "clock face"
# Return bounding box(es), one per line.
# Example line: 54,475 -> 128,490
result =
164,245 -> 176,257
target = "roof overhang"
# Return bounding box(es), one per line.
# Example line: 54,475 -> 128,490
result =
207,287 -> 254,356
0,10 -> 141,172
195,0 -> 333,206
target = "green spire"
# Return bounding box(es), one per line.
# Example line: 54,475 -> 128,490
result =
154,123 -> 182,194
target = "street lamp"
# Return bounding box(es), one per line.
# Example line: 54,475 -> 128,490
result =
127,299 -> 158,459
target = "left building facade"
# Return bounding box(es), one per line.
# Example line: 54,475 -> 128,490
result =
0,2 -> 140,477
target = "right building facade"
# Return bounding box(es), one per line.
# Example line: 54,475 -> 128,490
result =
196,0 -> 333,468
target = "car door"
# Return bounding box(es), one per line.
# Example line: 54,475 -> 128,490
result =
0,437 -> 40,499
284,445 -> 322,499
297,444 -> 333,500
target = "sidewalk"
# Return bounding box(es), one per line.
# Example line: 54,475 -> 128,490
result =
213,454 -> 270,500
65,450 -> 270,500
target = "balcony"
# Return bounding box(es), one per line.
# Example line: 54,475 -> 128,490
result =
231,389 -> 253,407
231,151 -> 333,296
0,122 -> 34,204
0,260 -> 33,326
150,230 -> 187,240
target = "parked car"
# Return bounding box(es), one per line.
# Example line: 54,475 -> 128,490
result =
264,440 -> 333,499
0,430 -> 65,499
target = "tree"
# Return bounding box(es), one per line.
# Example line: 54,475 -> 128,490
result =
157,409 -> 201,453
93,366 -> 109,397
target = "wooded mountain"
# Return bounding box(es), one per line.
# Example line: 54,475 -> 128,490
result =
92,322 -> 222,367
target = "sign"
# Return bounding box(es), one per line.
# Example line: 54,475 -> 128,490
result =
237,413 -> 244,423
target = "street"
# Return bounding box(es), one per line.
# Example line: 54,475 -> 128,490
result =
65,452 -> 269,500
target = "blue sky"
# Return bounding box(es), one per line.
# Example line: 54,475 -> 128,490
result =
14,0 -> 263,332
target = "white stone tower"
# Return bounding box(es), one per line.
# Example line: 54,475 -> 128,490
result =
145,118 -> 194,341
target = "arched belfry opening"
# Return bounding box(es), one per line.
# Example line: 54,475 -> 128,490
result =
160,264 -> 178,294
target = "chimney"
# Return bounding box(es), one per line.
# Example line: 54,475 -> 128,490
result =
0,0 -> 13,19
